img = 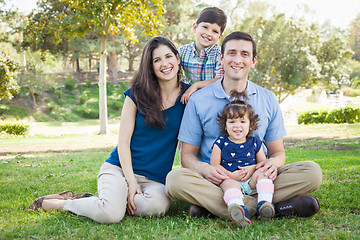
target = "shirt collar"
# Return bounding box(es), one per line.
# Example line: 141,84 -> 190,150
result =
213,78 -> 257,100
246,80 -> 257,96
191,42 -> 218,56
213,77 -> 228,99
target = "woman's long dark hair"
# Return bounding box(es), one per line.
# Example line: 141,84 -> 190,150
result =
131,36 -> 182,128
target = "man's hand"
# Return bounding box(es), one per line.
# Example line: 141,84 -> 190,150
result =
256,159 -> 278,181
203,165 -> 229,185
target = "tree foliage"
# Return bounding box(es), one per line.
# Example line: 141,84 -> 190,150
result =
25,0 -> 164,44
0,2 -> 21,100
0,51 -> 19,100
316,30 -> 353,90
224,1 -> 353,101
237,14 -> 321,101
348,13 -> 360,61
24,0 -> 164,133
161,0 -> 199,46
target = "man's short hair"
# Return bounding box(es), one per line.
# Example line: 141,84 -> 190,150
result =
196,7 -> 227,34
221,31 -> 257,60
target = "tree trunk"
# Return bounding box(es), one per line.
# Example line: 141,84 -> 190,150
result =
30,90 -> 36,107
88,54 -> 92,72
62,55 -> 67,71
108,51 -> 117,82
109,35 -> 118,82
129,54 -> 135,72
76,56 -> 80,72
71,58 -> 75,72
99,35 -> 108,134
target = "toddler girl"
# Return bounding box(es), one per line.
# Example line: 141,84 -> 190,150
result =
210,90 -> 275,228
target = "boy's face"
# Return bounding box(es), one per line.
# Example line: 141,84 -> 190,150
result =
221,39 -> 257,82
193,22 -> 223,51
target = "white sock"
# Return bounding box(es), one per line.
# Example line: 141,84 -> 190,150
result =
256,178 -> 274,203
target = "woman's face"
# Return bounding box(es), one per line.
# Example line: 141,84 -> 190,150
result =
152,44 -> 180,83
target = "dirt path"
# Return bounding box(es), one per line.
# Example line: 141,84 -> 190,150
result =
1,123 -> 359,156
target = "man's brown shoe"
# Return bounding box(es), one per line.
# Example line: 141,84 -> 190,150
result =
188,204 -> 215,218
274,194 -> 320,218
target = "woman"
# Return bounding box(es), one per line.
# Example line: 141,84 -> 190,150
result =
29,36 -> 190,223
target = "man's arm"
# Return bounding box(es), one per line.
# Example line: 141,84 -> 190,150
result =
181,142 -> 228,185
256,138 -> 286,181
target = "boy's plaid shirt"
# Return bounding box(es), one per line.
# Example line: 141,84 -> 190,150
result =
178,42 -> 223,83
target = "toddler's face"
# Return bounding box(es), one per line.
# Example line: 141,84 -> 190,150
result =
193,22 -> 223,51
226,114 -> 250,143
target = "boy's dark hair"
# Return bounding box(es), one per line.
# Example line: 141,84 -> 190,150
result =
217,90 -> 259,137
221,31 -> 257,60
196,7 -> 227,34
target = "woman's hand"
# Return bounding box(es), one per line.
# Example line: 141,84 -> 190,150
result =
127,183 -> 142,216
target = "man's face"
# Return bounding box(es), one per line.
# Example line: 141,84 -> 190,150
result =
221,39 -> 257,81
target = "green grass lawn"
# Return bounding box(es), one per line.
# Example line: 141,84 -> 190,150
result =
1,127 -> 360,239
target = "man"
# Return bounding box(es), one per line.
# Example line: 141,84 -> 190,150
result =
166,31 -> 322,222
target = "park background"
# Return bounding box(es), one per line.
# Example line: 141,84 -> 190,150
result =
1,0 -> 360,239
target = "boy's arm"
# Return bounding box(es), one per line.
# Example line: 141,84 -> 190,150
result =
180,77 -> 220,104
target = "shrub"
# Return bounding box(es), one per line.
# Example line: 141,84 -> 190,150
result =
63,112 -> 81,122
19,86 -> 30,98
108,99 -> 123,111
47,107 -> 82,122
78,93 -> 88,104
33,113 -> 53,122
0,123 -> 29,135
54,89 -> 64,99
84,80 -> 93,87
108,108 -> 121,119
298,107 -> 360,124
72,105 -> 98,119
0,104 -> 10,115
64,78 -> 77,91
48,111 -> 64,121
341,87 -> 360,97
0,104 -> 29,119
44,98 -> 58,112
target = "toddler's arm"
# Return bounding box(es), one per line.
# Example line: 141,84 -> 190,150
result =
236,145 -> 266,182
210,145 -> 251,182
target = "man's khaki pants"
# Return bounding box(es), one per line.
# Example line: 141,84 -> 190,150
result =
166,161 -> 322,218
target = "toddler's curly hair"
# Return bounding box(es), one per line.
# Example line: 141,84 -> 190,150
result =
217,90 -> 259,137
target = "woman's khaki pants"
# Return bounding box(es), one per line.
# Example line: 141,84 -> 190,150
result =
63,162 -> 170,224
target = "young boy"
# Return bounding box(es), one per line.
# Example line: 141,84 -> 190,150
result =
179,7 -> 227,103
